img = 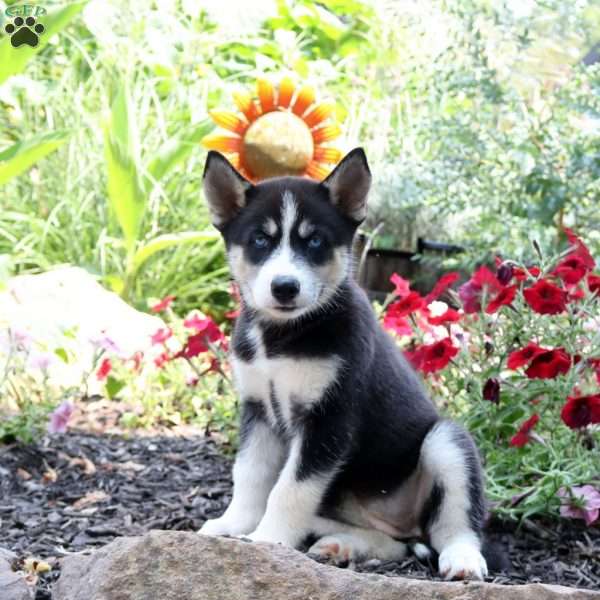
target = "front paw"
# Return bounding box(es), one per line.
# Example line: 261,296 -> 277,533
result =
438,542 -> 488,581
199,515 -> 256,537
244,526 -> 297,547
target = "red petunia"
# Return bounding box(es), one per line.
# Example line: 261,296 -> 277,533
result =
564,228 -> 595,271
553,255 -> 588,286
154,352 -> 170,368
183,314 -> 224,340
409,338 -> 459,373
510,414 -> 540,448
427,308 -> 462,326
151,327 -> 172,345
96,357 -> 112,380
525,348 -> 572,379
486,284 -> 517,314
507,342 -> 545,370
513,265 -> 541,282
483,378 -> 500,404
588,274 -> 600,296
458,266 -> 502,314
523,279 -> 567,315
425,272 -> 460,304
390,273 -> 411,298
151,295 -> 176,313
496,262 -> 514,286
561,394 -> 600,429
386,292 -> 425,319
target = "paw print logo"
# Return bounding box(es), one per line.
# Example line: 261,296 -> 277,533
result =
4,16 -> 45,48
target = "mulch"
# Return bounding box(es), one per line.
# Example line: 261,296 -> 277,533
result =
1,429 -> 598,599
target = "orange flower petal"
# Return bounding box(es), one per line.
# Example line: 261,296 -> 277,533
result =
313,146 -> 342,164
225,153 -> 241,169
312,124 -> 342,144
209,110 -> 248,135
233,90 -> 260,122
305,161 -> 331,180
292,85 -> 315,116
304,102 -> 335,128
278,76 -> 295,108
257,78 -> 275,113
201,134 -> 242,153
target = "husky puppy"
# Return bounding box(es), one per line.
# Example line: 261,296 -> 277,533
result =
199,149 -> 488,580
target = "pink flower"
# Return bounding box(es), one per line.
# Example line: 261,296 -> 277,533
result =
151,328 -> 173,345
150,295 -> 176,313
425,272 -> 460,304
383,312 -> 412,336
509,414 -> 540,447
558,485 -> 600,526
390,273 -> 411,298
47,401 -> 74,434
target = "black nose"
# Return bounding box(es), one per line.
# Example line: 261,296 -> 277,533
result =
271,276 -> 300,304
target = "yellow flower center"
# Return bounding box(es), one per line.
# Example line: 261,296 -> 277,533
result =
243,111 -> 314,179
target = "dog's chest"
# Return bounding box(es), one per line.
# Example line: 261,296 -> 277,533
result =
231,325 -> 340,431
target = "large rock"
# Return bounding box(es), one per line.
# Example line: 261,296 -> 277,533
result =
0,547 -> 31,600
54,531 -> 599,600
0,266 -> 168,393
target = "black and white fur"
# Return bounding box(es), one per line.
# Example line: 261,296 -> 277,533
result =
199,149 -> 488,580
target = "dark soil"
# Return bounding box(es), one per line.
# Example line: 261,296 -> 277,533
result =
1,430 -> 598,599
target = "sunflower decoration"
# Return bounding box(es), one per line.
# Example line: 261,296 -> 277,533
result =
202,77 -> 343,182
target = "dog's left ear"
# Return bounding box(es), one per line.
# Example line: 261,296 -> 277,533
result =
321,148 -> 371,222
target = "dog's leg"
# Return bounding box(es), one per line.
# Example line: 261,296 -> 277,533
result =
307,516 -> 407,564
245,436 -> 330,547
419,420 -> 488,580
200,402 -> 285,536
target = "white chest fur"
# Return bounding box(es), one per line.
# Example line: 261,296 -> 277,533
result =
231,325 -> 340,431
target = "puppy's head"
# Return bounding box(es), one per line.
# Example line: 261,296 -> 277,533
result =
203,148 -> 371,321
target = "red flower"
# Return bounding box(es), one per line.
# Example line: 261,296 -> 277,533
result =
513,265 -> 541,281
390,273 -> 411,298
507,342 -> 545,369
590,358 -> 600,385
553,256 -> 588,286
486,284 -> 517,314
427,308 -> 462,326
523,279 -> 567,315
458,266 -> 502,313
496,262 -> 514,286
564,228 -> 595,271
386,292 -> 425,319
410,338 -> 459,373
588,274 -> 600,296
151,295 -> 175,313
525,348 -> 571,379
151,328 -> 172,345
154,352 -> 170,368
404,347 -> 424,370
561,395 -> 600,429
425,272 -> 460,303
184,315 -> 224,340
510,414 -> 540,448
96,357 -> 112,380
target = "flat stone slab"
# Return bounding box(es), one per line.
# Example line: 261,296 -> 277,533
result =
54,531 -> 600,600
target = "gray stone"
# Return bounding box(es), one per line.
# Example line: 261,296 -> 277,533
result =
0,547 -> 31,600
53,531 -> 600,600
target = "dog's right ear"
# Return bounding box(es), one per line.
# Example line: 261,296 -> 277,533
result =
202,151 -> 252,229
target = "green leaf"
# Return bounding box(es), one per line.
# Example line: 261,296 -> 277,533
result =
0,2 -> 88,85
132,230 -> 219,273
0,131 -> 68,185
105,376 -> 126,400
104,84 -> 146,251
54,348 -> 69,363
145,119 -> 213,187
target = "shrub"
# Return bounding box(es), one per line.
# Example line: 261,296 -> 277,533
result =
381,228 -> 600,523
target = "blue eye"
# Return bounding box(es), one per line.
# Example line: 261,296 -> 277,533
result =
308,234 -> 323,249
251,233 -> 269,249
